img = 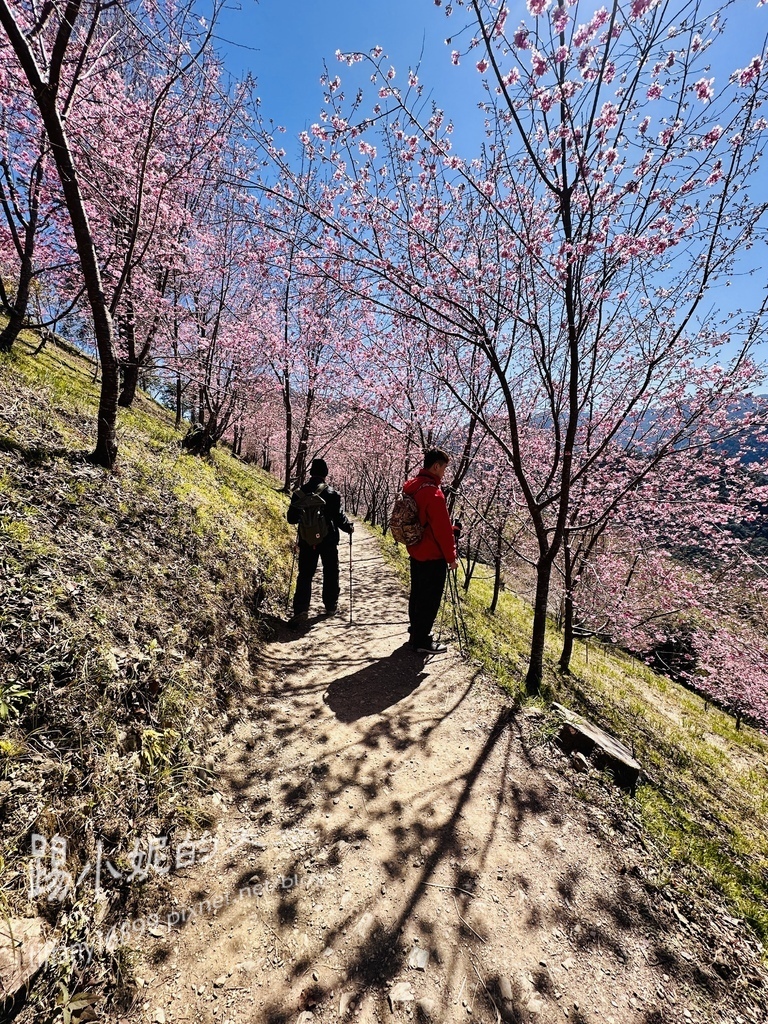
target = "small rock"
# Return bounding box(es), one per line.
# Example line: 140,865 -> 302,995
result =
388,981 -> 415,1011
296,1014 -> 314,1024
355,912 -> 376,937
213,975 -> 227,988
527,994 -> 545,1014
408,947 -> 429,971
571,752 -> 590,772
236,959 -> 257,973
416,998 -> 436,1020
498,977 -> 513,1001
153,1010 -> 166,1024
339,992 -> 355,1015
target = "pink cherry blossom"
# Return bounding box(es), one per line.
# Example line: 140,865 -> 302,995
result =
552,6 -> 570,33
531,52 -> 547,76
694,77 -> 714,102
735,56 -> 763,87
629,0 -> 660,18
705,159 -> 723,185
513,28 -> 530,49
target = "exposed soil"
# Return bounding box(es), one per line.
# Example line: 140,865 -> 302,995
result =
120,529 -> 765,1024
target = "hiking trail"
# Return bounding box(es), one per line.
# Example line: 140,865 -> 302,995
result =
123,527 -> 740,1024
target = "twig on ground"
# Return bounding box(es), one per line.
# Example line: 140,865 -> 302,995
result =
422,881 -> 483,900
452,895 -> 487,943
470,956 -> 503,1024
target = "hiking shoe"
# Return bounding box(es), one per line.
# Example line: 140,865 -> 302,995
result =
287,610 -> 308,630
414,639 -> 447,654
324,605 -> 339,617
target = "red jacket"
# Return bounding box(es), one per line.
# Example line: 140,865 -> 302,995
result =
403,469 -> 457,563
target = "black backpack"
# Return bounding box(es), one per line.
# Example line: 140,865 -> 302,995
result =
292,483 -> 329,546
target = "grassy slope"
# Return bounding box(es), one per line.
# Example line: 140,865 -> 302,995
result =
376,529 -> 768,950
0,334 -> 294,1016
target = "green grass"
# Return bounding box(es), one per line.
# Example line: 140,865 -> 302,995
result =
374,524 -> 768,949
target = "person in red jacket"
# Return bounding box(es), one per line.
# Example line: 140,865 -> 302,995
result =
403,448 -> 458,654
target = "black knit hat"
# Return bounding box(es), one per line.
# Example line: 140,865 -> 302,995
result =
310,458 -> 328,478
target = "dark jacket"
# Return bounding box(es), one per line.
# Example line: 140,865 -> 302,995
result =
287,475 -> 353,545
403,469 -> 457,563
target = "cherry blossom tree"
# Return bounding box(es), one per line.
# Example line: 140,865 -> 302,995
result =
0,109 -> 83,352
0,0 -> 225,464
0,0 -> 128,464
254,0 -> 768,693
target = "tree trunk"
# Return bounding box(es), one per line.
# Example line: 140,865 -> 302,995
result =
559,536 -> 574,673
282,373 -> 292,492
0,251 -> 33,351
525,557 -> 553,695
489,530 -> 503,614
559,591 -> 574,674
118,360 -> 139,407
0,306 -> 27,352
117,293 -> 145,408
47,115 -> 118,466
175,374 -> 183,429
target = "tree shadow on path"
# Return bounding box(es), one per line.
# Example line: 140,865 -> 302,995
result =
323,645 -> 429,722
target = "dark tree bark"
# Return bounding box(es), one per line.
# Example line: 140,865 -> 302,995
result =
0,145 -> 45,353
559,532 -> 575,674
489,530 -> 504,615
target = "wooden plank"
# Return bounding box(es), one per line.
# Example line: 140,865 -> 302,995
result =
552,702 -> 642,792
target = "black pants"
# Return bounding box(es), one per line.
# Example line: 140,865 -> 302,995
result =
408,557 -> 447,644
294,537 -> 340,614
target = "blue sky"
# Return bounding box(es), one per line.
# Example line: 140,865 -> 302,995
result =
214,0 -> 482,135
214,0 -> 768,140
211,0 -> 768,345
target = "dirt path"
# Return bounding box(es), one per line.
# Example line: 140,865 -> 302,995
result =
125,528 -> 733,1024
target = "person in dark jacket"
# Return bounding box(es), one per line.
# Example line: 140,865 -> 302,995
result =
287,457 -> 354,626
403,448 -> 458,654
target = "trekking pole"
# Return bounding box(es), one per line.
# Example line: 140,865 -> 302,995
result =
453,570 -> 470,656
348,532 -> 353,624
448,569 -> 470,657
436,580 -> 450,644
